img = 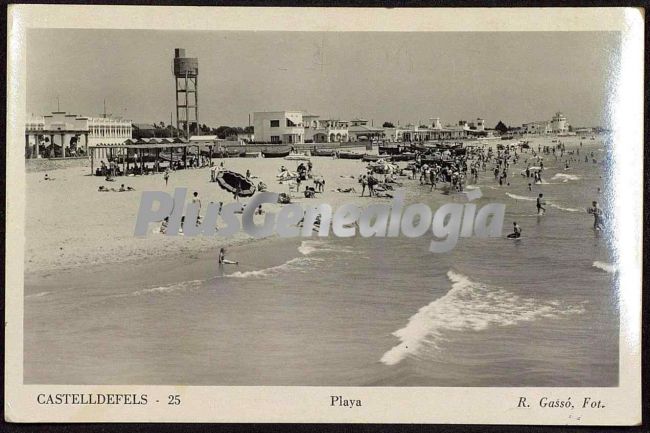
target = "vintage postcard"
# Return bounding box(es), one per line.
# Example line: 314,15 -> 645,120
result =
5,5 -> 643,424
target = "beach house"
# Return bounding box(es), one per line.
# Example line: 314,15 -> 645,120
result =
252,111 -> 305,144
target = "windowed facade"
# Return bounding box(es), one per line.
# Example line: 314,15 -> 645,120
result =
253,111 -> 305,144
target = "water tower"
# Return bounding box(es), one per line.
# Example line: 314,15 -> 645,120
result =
173,48 -> 199,138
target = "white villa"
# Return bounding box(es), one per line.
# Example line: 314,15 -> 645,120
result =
252,111 -> 305,144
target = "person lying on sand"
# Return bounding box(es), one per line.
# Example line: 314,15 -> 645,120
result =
335,187 -> 357,193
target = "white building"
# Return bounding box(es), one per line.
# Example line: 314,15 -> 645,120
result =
522,121 -> 551,135
550,112 -> 569,133
25,111 -> 132,158
384,117 -> 469,142
253,111 -> 305,144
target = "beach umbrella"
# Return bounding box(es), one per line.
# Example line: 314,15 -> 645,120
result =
216,170 -> 256,197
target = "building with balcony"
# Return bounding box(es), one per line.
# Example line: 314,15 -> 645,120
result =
25,111 -> 132,158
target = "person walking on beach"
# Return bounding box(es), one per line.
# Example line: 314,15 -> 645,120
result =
192,191 -> 202,214
164,168 -> 170,187
210,163 -> 217,182
360,175 -> 367,197
536,193 -> 546,215
429,168 -> 436,191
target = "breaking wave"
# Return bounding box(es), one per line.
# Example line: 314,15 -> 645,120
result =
548,202 -> 583,213
380,271 -> 586,366
226,257 -> 313,279
131,280 -> 204,296
593,261 -> 616,274
298,240 -> 353,256
551,173 -> 581,182
506,193 -> 582,212
506,193 -> 536,201
26,291 -> 50,299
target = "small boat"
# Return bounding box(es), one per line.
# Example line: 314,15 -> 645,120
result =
311,148 -> 336,157
362,154 -> 382,162
284,153 -> 310,161
390,152 -> 415,162
243,152 -> 259,158
338,151 -> 363,160
262,147 -> 291,158
226,148 -> 244,157
378,145 -> 402,155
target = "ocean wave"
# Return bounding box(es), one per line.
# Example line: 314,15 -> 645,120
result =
131,280 -> 204,296
548,202 -> 583,213
226,257 -> 313,279
298,240 -> 353,256
298,240 -> 323,256
551,173 -> 581,182
506,193 -> 582,212
506,193 -> 536,201
380,270 -> 586,366
26,291 -> 50,299
593,261 -> 616,274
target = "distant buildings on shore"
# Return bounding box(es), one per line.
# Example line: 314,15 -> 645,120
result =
24,107 -> 590,159
522,112 -> 571,135
250,111 -> 493,145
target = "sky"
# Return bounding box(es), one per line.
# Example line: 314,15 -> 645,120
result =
26,29 -> 619,128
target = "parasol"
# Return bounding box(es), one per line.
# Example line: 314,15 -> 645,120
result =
216,170 -> 256,197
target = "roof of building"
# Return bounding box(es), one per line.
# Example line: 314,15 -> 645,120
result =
132,123 -> 157,130
189,135 -> 219,141
348,125 -> 384,133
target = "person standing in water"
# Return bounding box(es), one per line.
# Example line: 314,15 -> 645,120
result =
218,248 -> 238,265
536,193 -> 546,215
587,201 -> 604,230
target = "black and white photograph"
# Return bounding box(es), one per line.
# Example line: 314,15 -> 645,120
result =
5,5 -> 643,425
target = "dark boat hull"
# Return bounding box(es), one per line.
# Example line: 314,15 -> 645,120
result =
262,147 -> 291,158
338,152 -> 363,160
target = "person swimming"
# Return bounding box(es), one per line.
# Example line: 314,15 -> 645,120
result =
507,221 -> 522,238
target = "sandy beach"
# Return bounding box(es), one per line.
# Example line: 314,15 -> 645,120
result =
26,146 -> 383,273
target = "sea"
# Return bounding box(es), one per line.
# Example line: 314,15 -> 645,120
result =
24,138 -> 618,386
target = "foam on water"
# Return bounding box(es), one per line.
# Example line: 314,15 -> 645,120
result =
131,279 -> 204,296
506,193 -> 582,212
380,270 -> 586,366
298,240 -> 323,255
506,193 -> 536,201
26,291 -> 50,299
298,240 -> 353,256
593,261 -> 616,274
551,173 -> 581,182
226,257 -> 313,279
548,202 -> 583,213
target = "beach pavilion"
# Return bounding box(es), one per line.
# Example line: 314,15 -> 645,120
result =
88,137 -> 209,176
